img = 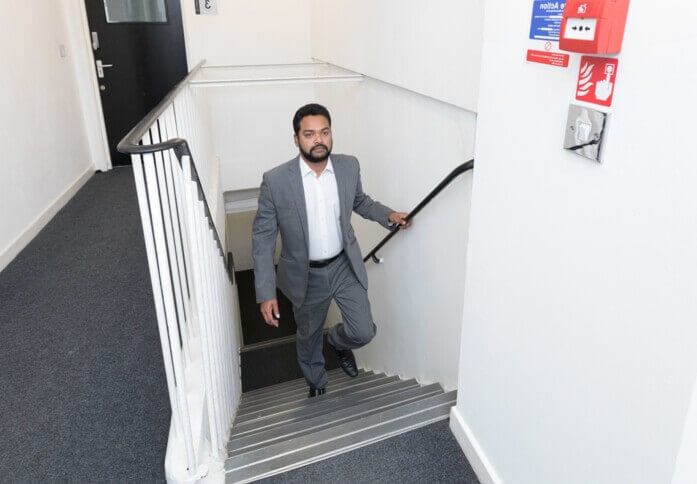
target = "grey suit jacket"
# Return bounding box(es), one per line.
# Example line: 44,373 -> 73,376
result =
252,154 -> 393,307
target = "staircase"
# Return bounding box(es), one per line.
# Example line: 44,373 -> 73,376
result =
226,369 -> 456,482
228,269 -> 456,482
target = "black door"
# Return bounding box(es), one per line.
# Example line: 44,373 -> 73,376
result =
85,0 -> 188,166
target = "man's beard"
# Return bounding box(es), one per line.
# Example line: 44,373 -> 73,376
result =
300,144 -> 332,163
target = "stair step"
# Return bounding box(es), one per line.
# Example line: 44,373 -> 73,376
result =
240,337 -> 341,392
228,383 -> 444,457
230,379 -> 419,439
240,368 -> 349,400
225,390 -> 457,483
236,372 -> 388,417
238,370 -> 372,410
232,375 -> 405,428
240,328 -> 329,353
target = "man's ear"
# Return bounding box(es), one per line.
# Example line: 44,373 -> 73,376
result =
293,134 -> 299,147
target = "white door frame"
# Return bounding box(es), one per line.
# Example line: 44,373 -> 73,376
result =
62,0 -> 112,172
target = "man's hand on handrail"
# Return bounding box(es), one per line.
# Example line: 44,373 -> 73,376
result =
388,212 -> 412,230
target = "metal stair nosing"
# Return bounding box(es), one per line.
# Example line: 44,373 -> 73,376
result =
237,371 -> 379,414
241,369 -> 364,403
239,333 -> 299,353
227,383 -> 445,457
225,390 -> 457,483
229,380 -> 429,447
238,370 -> 369,409
240,368 -> 353,400
231,375 -> 408,430
229,378 -> 421,440
227,389 -> 455,468
233,374 -> 402,425
240,326 -> 332,354
236,372 -> 389,416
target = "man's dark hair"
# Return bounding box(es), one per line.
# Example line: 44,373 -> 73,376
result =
293,103 -> 331,134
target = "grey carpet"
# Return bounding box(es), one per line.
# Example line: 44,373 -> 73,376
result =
0,167 -> 169,482
259,419 -> 479,483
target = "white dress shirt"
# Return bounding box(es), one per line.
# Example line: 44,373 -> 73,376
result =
299,157 -> 343,260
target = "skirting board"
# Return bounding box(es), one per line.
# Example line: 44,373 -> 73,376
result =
449,406 -> 503,484
0,167 -> 94,273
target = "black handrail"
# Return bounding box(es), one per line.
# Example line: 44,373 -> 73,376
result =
116,61 -> 231,279
363,159 -> 474,263
117,60 -> 205,155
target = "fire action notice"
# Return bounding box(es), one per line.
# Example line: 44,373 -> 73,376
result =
527,1 -> 570,68
529,1 -> 566,41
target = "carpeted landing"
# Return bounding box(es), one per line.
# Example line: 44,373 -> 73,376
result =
258,419 -> 479,483
0,167 -> 169,482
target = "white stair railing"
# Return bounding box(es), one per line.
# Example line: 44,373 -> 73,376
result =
118,61 -> 241,482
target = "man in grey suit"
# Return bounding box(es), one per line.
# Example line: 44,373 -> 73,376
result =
252,103 -> 411,397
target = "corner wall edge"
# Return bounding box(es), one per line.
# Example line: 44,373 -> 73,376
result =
449,406 -> 503,484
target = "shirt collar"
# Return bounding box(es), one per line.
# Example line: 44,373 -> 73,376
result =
299,155 -> 334,178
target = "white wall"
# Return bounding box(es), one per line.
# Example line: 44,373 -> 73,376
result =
0,2 -> 94,271
308,0 -> 482,392
208,83 -> 317,192
226,211 -> 256,271
673,374 -> 697,484
314,80 -> 475,390
181,0 -> 313,68
454,1 -> 697,483
311,0 -> 485,111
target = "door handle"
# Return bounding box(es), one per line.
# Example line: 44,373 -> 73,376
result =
95,59 -> 114,79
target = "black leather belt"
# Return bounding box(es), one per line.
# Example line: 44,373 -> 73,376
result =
309,251 -> 343,268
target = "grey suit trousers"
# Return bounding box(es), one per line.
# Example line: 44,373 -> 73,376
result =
295,252 -> 376,389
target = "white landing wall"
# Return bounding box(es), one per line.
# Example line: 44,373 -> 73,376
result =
0,2 -> 94,272
309,0 -> 483,390
181,0 -> 312,68
311,0 -> 485,111
206,83 -> 318,193
314,80 -> 475,390
454,1 -> 697,483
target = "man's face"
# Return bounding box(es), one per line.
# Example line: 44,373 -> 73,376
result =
294,115 -> 333,163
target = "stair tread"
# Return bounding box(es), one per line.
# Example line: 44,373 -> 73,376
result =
230,378 -> 424,439
233,375 -> 408,427
236,372 -> 389,417
237,371 -> 375,411
240,368 -> 350,400
228,383 -> 445,456
225,390 -> 457,481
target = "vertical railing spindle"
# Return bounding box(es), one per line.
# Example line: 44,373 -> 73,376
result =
118,62 -> 240,480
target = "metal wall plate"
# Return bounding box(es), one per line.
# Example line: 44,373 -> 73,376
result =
563,104 -> 607,162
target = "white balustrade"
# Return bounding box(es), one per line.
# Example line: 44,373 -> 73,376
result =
127,76 -> 241,482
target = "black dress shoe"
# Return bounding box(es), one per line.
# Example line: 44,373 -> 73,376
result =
331,344 -> 359,377
308,387 -> 326,398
